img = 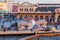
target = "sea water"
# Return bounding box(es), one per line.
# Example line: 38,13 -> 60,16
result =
40,36 -> 60,40
0,35 -> 33,40
33,36 -> 60,40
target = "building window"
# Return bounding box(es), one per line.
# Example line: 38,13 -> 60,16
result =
25,8 -> 28,11
35,16 -> 38,21
20,8 -> 23,11
57,15 -> 60,22
40,16 -> 43,20
30,8 -> 33,11
30,15 -> 33,17
50,16 -> 54,22
25,15 -> 28,18
45,16 -> 49,21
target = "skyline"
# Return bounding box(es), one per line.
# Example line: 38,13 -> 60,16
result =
0,0 -> 60,4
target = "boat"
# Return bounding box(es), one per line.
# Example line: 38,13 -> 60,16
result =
20,31 -> 60,40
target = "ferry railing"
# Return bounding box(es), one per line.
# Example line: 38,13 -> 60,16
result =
20,33 -> 60,40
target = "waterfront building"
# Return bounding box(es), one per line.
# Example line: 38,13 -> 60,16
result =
0,2 -> 7,11
15,2 -> 60,25
0,0 -> 60,26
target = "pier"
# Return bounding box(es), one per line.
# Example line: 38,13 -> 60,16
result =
0,30 -> 34,35
0,30 -> 59,35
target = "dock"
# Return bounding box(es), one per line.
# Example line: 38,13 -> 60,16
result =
0,30 -> 34,35
37,30 -> 60,34
0,30 -> 60,35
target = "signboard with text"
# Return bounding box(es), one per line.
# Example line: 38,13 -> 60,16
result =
12,5 -> 18,12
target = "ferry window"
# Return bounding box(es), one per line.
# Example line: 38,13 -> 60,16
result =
30,8 -> 33,11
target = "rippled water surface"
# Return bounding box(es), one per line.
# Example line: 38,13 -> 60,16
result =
40,36 -> 60,40
0,35 -> 32,40
33,36 -> 60,40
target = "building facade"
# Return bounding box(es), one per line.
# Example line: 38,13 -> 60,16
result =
0,0 -> 60,25
0,2 -> 7,10
13,2 -> 60,25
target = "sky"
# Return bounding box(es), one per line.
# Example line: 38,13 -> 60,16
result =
0,0 -> 60,4
19,0 -> 60,4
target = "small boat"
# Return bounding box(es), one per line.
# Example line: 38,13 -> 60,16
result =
20,31 -> 60,40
